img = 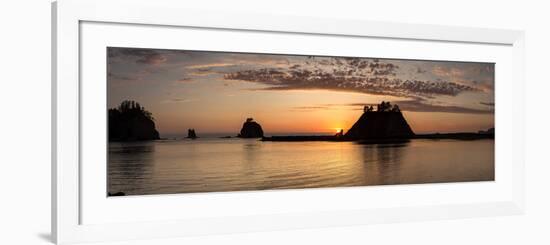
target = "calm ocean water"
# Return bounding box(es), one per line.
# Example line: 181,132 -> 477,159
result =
108,138 -> 494,195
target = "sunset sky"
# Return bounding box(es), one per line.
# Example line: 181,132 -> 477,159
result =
107,47 -> 494,136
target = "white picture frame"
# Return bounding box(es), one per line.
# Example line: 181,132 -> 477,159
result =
52,0 -> 525,244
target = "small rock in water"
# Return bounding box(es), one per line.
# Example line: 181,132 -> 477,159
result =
187,128 -> 198,139
238,118 -> 264,138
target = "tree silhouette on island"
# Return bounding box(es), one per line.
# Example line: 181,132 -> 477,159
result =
345,101 -> 415,139
108,100 -> 160,141
262,101 -> 493,142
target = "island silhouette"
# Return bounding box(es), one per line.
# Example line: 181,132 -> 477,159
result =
238,118 -> 264,138
108,100 -> 160,141
262,101 -> 493,142
186,128 -> 198,139
108,100 -> 493,142
345,102 -> 414,139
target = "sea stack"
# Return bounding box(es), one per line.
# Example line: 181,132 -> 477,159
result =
345,101 -> 414,139
108,100 -> 160,141
238,118 -> 264,138
187,129 -> 198,139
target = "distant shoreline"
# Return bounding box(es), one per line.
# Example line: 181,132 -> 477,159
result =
261,132 -> 494,142
111,132 -> 494,143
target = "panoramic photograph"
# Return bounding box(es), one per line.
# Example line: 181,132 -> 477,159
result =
107,47 -> 495,196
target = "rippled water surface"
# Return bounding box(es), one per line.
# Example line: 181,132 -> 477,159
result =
108,138 -> 494,195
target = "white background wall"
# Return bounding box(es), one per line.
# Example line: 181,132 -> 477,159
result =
1,0 -> 548,244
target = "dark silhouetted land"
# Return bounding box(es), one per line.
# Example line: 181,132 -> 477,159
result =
107,101 -> 494,143
238,118 -> 264,138
187,129 -> 198,139
345,101 -> 414,139
262,101 -> 493,143
108,100 -> 160,141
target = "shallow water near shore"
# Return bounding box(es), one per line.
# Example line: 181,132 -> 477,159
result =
108,138 -> 494,196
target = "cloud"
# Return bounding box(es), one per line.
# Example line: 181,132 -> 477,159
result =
295,99 -> 494,114
188,68 -> 225,77
136,53 -> 167,65
432,66 -> 465,77
224,59 -> 479,98
161,98 -> 195,104
184,63 -> 235,69
480,102 -> 495,107
108,48 -> 493,103
108,47 -> 188,65
291,106 -> 331,111
429,64 -> 494,92
108,48 -> 159,58
289,64 -> 301,69
177,77 -> 193,83
396,99 -> 493,114
473,82 -> 494,92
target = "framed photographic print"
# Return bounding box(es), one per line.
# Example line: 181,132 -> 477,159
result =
52,0 -> 525,244
106,47 -> 496,196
